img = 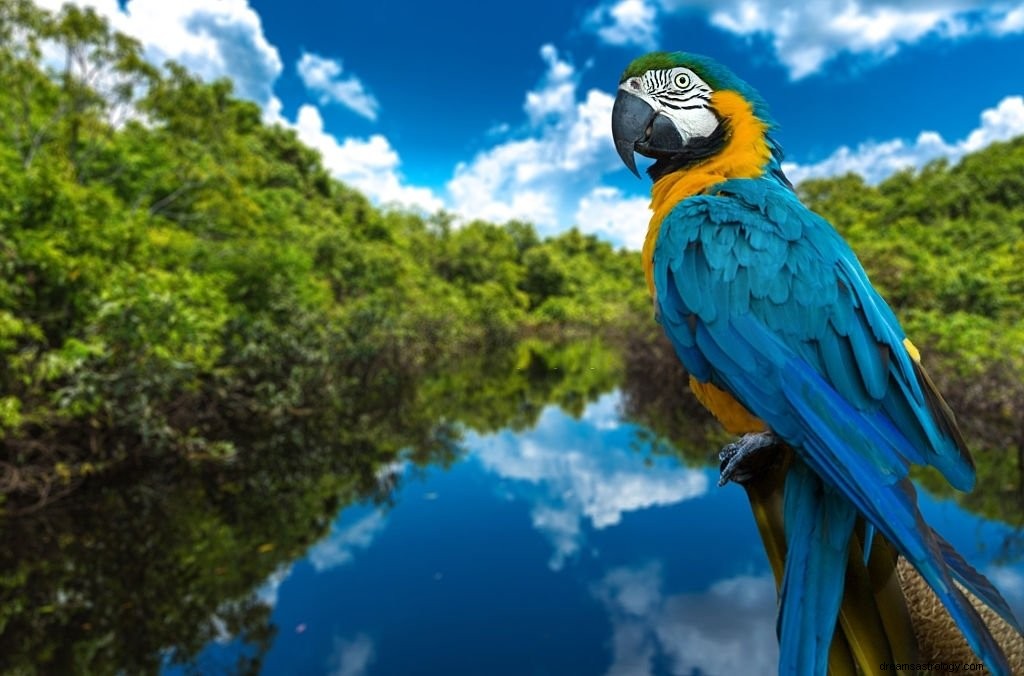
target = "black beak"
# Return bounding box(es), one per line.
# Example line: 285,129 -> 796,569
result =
611,90 -> 686,179
611,90 -> 654,178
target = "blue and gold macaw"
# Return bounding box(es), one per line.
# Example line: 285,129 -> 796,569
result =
611,52 -> 1022,675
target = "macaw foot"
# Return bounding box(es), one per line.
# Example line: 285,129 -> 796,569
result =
718,431 -> 782,487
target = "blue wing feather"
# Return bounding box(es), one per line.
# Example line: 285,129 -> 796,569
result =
653,177 -> 1015,675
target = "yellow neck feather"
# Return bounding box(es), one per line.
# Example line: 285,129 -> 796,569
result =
641,90 -> 772,295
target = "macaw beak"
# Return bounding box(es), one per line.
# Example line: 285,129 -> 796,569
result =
611,89 -> 684,179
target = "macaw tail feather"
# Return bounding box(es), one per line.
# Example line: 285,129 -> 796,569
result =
781,360 -> 1014,675
778,462 -> 857,675
932,529 -> 1022,633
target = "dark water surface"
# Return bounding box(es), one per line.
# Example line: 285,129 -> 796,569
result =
160,392 -> 1024,676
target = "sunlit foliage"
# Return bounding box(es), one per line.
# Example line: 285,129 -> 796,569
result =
0,1 -> 647,511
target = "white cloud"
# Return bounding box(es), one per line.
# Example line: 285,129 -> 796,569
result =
525,45 -> 577,124
565,90 -> 621,171
960,95 -> 1024,150
470,392 -> 708,570
447,45 -> 632,242
308,510 -> 388,572
994,4 -> 1024,33
592,564 -> 779,676
297,52 -> 379,121
36,0 -> 283,105
447,137 -> 561,227
586,0 -> 660,50
783,95 -> 1024,184
618,1 -> 1024,79
327,633 -> 376,676
574,187 -> 651,251
702,2 -> 964,78
289,104 -> 444,212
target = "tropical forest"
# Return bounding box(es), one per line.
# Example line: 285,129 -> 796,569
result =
1,1 -> 1022,674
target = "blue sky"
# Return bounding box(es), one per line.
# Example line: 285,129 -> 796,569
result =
38,0 -> 1024,249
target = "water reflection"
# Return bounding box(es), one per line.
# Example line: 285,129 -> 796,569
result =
170,393 -> 776,675
2,336 -> 1022,675
308,512 -> 389,573
471,392 -> 709,570
326,633 -> 376,676
230,393 -> 1021,675
988,567 -> 1024,623
593,564 -> 778,676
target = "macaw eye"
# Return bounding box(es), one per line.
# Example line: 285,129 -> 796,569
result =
674,72 -> 691,89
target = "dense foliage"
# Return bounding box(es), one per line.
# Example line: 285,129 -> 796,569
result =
0,1 -> 647,512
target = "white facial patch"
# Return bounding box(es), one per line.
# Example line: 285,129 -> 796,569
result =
619,66 -> 720,143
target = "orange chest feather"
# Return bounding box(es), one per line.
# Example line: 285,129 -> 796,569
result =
641,90 -> 772,296
642,91 -> 772,434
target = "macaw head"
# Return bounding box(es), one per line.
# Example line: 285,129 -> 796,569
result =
611,52 -> 776,181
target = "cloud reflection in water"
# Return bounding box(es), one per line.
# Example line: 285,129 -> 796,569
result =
308,511 -> 389,572
593,563 -> 778,676
326,632 -> 376,676
470,392 -> 709,569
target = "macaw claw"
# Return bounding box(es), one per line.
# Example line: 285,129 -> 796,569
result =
718,431 -> 781,487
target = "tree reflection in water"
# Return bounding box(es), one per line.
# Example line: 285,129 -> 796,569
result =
0,336 -> 621,674
1,333 -> 1021,674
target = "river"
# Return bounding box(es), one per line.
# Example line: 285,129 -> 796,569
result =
2,337 -> 1022,675
169,392 -> 1024,675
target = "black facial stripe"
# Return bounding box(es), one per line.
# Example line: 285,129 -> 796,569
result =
662,91 -> 709,104
676,89 -> 710,101
662,102 -> 710,111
